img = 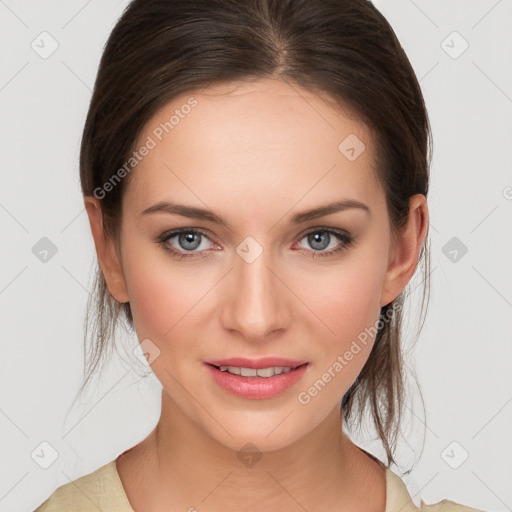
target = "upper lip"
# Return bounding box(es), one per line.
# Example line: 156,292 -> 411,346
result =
204,357 -> 308,369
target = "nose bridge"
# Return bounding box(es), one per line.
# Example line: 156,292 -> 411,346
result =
221,238 -> 287,340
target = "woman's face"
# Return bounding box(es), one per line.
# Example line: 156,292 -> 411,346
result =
103,78 -> 408,452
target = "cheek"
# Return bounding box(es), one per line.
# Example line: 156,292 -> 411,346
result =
308,261 -> 384,341
121,244 -> 226,364
294,268 -> 384,408
298,250 -> 387,391
120,242 -> 203,341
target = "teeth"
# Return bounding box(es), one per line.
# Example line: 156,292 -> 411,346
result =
217,366 -> 295,377
240,367 -> 258,377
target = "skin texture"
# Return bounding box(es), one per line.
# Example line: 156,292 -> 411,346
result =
85,77 -> 429,511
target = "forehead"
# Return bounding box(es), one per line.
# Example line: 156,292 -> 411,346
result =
124,78 -> 382,215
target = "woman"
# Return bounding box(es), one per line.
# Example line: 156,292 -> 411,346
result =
35,0 -> 484,510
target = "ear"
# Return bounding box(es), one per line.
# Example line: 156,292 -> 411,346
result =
380,194 -> 429,307
84,196 -> 129,303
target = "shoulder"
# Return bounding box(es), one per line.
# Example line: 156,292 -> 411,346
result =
33,459 -> 134,512
418,499 -> 486,511
385,468 -> 486,512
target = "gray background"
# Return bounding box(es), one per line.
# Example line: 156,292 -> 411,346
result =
1,0 -> 511,510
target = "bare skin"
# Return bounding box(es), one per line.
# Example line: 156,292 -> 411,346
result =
85,77 -> 429,511
116,413 -> 387,512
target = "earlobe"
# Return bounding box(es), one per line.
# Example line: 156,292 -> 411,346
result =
380,194 -> 429,307
84,196 -> 129,303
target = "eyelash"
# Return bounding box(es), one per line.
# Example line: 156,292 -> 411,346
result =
156,227 -> 355,261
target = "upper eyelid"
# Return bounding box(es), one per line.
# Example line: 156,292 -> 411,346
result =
162,226 -> 350,238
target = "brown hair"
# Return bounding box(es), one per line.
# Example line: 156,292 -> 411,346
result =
75,0 -> 432,469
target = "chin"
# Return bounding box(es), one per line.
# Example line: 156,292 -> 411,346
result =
198,410 -> 317,455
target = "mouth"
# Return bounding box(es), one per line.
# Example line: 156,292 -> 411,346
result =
212,363 -> 304,377
203,359 -> 309,399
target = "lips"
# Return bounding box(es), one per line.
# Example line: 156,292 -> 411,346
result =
203,357 -> 310,399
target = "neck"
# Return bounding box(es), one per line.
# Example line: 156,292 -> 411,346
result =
120,389 -> 386,511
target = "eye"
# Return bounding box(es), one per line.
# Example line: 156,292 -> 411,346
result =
156,227 -> 355,261
295,228 -> 355,258
157,228 -> 217,260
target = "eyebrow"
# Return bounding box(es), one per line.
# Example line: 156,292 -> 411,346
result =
140,199 -> 371,226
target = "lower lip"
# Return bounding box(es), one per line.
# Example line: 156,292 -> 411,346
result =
205,363 -> 309,399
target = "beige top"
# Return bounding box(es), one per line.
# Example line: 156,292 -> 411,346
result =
34,451 -> 485,512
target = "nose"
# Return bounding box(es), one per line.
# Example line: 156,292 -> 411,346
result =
220,244 -> 290,342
